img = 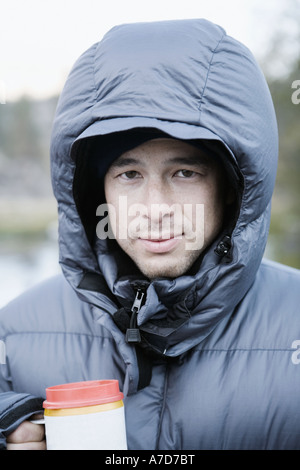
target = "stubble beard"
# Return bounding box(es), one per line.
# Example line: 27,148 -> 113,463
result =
124,244 -> 202,280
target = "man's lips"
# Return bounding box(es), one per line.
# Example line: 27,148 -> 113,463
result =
137,235 -> 182,254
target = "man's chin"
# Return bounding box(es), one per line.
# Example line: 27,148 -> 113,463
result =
134,253 -> 201,280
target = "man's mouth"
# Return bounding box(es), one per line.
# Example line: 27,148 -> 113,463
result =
137,235 -> 182,253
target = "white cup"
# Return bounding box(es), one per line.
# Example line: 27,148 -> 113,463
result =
43,380 -> 127,450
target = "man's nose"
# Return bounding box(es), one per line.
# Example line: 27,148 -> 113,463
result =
142,182 -> 174,223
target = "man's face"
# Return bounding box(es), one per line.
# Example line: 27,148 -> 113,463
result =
104,138 -> 229,279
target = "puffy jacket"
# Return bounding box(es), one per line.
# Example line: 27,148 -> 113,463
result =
1,18 -> 300,450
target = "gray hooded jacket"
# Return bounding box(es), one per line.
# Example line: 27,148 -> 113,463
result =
1,19 -> 300,450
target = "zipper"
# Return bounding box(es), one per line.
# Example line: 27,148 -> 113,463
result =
125,285 -> 147,344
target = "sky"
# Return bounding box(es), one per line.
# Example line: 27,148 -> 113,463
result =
0,0 -> 298,101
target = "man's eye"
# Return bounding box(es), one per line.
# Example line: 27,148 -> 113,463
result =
120,171 -> 141,179
175,169 -> 197,178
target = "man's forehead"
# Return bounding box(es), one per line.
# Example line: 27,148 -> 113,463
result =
109,138 -> 211,168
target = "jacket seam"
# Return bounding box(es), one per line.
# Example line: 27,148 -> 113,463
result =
92,42 -> 101,103
155,364 -> 169,450
1,331 -> 115,341
192,347 -> 294,352
198,32 -> 225,114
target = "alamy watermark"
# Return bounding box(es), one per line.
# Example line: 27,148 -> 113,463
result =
291,80 -> 300,105
291,340 -> 300,364
96,197 -> 205,250
0,340 -> 6,365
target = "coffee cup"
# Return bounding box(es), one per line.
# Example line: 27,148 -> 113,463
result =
43,379 -> 127,450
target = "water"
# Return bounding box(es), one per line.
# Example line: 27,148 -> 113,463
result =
0,229 -> 60,309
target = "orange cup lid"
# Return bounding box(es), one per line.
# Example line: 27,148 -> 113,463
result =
43,380 -> 123,409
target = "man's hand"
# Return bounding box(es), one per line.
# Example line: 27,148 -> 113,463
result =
6,414 -> 46,450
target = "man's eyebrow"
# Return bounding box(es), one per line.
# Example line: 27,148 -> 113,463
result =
165,155 -> 210,166
109,154 -> 211,170
109,157 -> 142,169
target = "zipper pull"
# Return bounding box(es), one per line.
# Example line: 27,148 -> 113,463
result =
125,287 -> 146,344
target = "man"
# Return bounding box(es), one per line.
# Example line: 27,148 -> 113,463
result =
1,18 -> 300,450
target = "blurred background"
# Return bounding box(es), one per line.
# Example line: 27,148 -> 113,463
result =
0,0 -> 299,308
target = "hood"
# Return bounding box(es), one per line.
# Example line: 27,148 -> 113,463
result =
50,19 -> 278,358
